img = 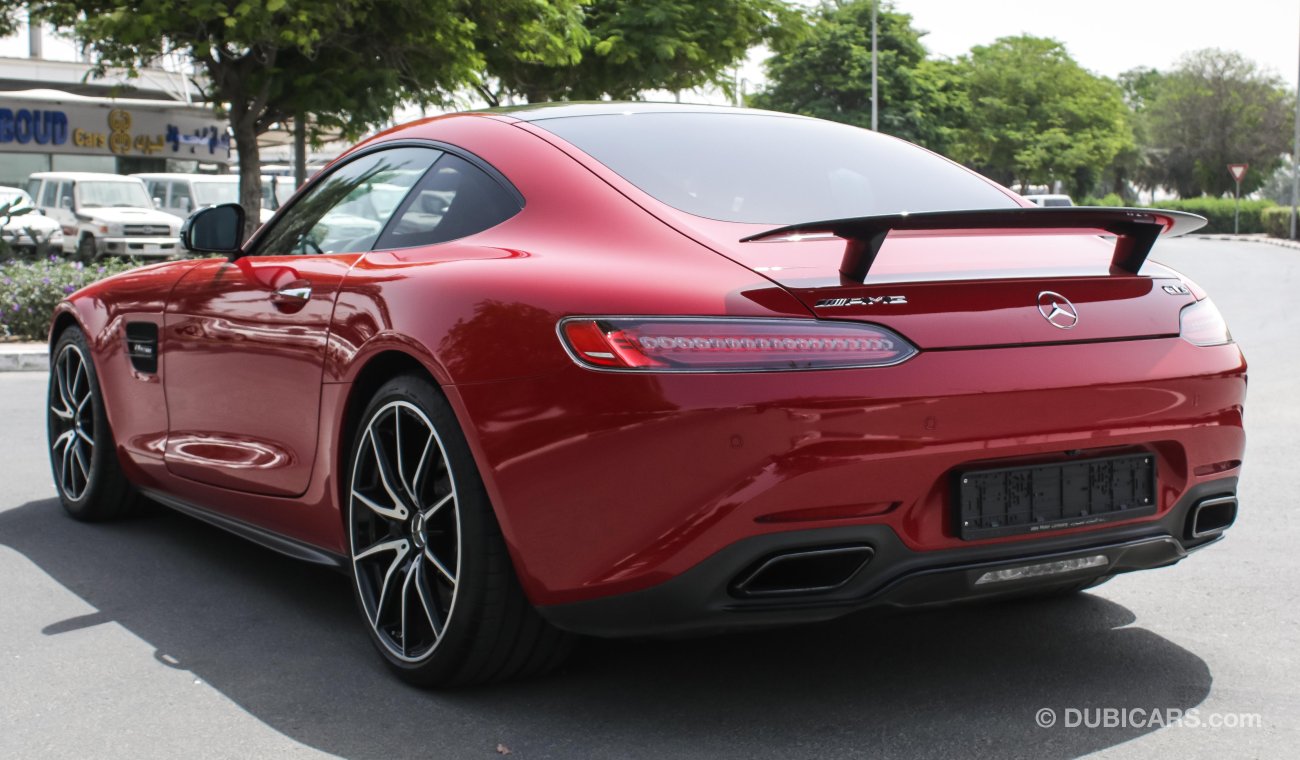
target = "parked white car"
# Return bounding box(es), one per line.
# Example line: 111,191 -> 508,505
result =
27,172 -> 181,260
0,186 -> 64,257
133,173 -> 296,225
1024,193 -> 1075,207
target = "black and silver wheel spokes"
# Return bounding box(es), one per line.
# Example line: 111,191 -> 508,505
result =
50,344 -> 94,501
349,401 -> 460,662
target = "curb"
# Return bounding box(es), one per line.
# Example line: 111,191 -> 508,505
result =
1193,234 -> 1300,251
0,345 -> 48,372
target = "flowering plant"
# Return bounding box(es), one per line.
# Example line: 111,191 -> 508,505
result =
0,256 -> 137,340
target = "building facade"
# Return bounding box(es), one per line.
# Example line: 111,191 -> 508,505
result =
1,18 -> 230,189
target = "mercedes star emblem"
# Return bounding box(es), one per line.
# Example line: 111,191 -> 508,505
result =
1037,291 -> 1079,329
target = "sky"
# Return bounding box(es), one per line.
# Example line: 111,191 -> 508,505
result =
853,0 -> 1298,87
727,0 -> 1300,99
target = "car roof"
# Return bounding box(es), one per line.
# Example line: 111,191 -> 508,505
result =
132,173 -> 238,182
475,101 -> 806,123
29,172 -> 144,182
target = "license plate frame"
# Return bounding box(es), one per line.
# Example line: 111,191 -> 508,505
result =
956,453 -> 1157,540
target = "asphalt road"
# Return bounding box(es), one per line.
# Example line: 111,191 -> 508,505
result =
1,237 -> 1297,759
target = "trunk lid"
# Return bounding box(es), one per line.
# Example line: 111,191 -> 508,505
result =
701,228 -> 1194,350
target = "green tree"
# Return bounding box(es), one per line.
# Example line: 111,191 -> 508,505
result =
32,0 -> 585,236
1108,67 -> 1165,201
483,0 -> 796,104
947,35 -> 1133,198
751,0 -> 963,152
1144,49 -> 1292,198
0,2 -> 22,37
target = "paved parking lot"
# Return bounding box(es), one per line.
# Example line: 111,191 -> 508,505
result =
1,237 -> 1297,759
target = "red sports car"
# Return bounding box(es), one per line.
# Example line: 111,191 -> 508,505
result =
47,103 -> 1245,687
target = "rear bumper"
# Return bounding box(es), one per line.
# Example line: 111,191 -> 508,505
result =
451,337 -> 1245,608
539,478 -> 1236,637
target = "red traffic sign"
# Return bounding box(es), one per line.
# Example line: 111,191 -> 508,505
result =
1228,163 -> 1249,183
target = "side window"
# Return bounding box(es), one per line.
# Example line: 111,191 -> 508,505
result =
145,181 -> 164,206
58,183 -> 74,210
171,182 -> 194,213
28,179 -> 42,201
375,154 -> 521,250
40,181 -> 57,208
252,146 -> 440,256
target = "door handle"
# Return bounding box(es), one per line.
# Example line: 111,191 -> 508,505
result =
271,281 -> 312,304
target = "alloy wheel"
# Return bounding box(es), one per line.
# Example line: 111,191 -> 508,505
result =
49,343 -> 95,501
349,400 -> 461,663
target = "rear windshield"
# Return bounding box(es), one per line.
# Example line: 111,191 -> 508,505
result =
536,112 -> 1017,224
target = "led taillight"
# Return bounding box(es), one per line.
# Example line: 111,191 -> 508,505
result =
559,318 -> 918,372
1179,299 -> 1232,346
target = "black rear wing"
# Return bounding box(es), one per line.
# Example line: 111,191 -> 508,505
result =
740,207 -> 1207,282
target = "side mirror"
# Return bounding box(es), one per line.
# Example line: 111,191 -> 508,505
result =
181,203 -> 245,255
153,196 -> 164,207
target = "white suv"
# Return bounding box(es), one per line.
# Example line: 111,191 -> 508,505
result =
1023,194 -> 1075,207
27,172 -> 181,260
134,173 -> 295,225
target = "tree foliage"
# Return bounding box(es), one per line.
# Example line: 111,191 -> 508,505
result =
484,0 -> 796,104
751,1 -> 963,152
0,1 -> 22,38
1143,49 -> 1293,198
31,0 -> 586,234
946,36 -> 1133,198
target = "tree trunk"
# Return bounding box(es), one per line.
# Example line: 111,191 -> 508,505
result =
294,113 -> 307,189
231,109 -> 263,242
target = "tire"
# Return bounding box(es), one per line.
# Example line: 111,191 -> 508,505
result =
76,234 -> 97,262
345,374 -> 574,687
47,327 -> 139,521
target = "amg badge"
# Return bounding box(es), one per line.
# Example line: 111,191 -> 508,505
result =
816,295 -> 908,308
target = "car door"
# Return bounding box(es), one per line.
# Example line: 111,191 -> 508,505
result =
162,146 -> 442,496
144,180 -> 164,209
43,180 -> 69,227
169,181 -> 195,217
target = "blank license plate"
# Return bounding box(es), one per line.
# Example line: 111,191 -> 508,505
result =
957,453 -> 1157,540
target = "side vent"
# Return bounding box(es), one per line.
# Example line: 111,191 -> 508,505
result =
125,322 -> 159,374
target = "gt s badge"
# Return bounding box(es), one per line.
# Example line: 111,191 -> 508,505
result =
1162,284 -> 1192,295
816,295 -> 908,308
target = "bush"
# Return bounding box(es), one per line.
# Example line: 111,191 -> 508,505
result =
1261,206 -> 1296,239
0,257 -> 138,341
1078,193 -> 1125,207
1139,197 -> 1276,234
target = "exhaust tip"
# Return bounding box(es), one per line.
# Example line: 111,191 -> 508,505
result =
1189,495 -> 1237,539
732,545 -> 873,598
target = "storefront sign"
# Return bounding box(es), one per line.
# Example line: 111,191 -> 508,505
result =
0,94 -> 231,163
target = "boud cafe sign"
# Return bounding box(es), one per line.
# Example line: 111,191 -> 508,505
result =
0,97 -> 232,163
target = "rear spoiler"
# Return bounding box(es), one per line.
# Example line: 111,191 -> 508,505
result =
739,207 -> 1207,282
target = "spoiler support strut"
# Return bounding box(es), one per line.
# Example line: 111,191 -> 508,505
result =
740,207 -> 1207,282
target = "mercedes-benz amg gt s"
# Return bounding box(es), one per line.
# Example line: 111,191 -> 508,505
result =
47,103 -> 1245,686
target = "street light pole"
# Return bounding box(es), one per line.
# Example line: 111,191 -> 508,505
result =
1292,6 -> 1300,239
871,0 -> 878,131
